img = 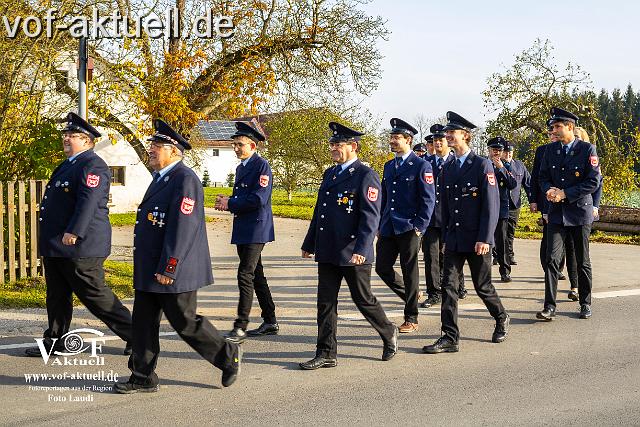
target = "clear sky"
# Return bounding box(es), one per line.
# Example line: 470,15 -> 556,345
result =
358,0 -> 640,129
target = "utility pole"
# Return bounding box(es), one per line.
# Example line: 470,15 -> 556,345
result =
78,36 -> 88,120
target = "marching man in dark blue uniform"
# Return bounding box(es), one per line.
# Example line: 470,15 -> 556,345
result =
487,136 -> 517,282
26,112 -> 133,357
114,119 -> 241,393
536,108 -> 601,321
420,124 -> 461,309
300,122 -> 398,370
215,122 -> 278,343
412,142 -> 428,158
375,118 -> 436,333
501,141 -> 531,266
423,112 -> 510,354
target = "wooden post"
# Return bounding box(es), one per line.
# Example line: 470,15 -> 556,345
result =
29,180 -> 38,277
7,181 -> 15,282
0,182 -> 4,284
18,181 -> 27,278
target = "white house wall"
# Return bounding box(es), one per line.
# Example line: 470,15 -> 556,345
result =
188,147 -> 239,186
94,135 -> 152,213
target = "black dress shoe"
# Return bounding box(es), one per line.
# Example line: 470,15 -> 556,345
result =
500,274 -> 512,283
24,342 -> 64,357
536,307 -> 556,321
123,342 -> 132,355
492,258 -> 499,265
299,356 -> 338,370
458,287 -> 468,300
382,327 -> 398,361
221,344 -> 242,387
420,294 -> 441,309
422,336 -> 459,354
492,314 -> 510,343
579,304 -> 592,319
247,322 -> 279,336
567,289 -> 579,302
224,327 -> 247,344
509,260 -> 518,266
113,378 -> 159,394
558,273 -> 567,280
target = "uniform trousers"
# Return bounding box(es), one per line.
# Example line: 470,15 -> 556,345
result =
316,263 -> 395,359
43,257 -> 132,346
540,222 -> 578,289
506,208 -> 520,263
421,227 -> 465,297
494,218 -> 511,276
544,223 -> 592,310
234,243 -> 276,329
128,290 -> 234,386
375,230 -> 421,323
440,251 -> 507,343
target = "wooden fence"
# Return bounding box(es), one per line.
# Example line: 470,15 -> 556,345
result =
1,180 -> 47,283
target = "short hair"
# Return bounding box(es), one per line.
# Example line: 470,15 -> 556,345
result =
574,126 -> 590,142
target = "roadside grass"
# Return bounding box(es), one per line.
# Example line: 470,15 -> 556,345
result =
110,212 -> 219,226
0,261 -> 134,309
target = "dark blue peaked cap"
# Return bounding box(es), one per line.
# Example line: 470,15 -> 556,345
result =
430,123 -> 446,138
231,121 -> 265,143
487,136 -> 507,149
504,141 -> 515,152
62,112 -> 101,139
424,134 -> 434,143
549,107 -> 578,124
328,122 -> 364,142
390,118 -> 418,137
442,111 -> 476,132
413,142 -> 427,152
149,119 -> 191,151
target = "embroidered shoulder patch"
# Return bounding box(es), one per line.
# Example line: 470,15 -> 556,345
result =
259,175 -> 269,187
589,155 -> 599,167
86,174 -> 100,188
180,197 -> 195,215
487,173 -> 496,186
367,187 -> 379,201
165,257 -> 179,273
424,172 -> 434,185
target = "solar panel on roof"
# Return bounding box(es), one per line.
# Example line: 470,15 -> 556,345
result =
194,120 -> 238,141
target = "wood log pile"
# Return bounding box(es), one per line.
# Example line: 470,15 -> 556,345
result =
593,205 -> 640,234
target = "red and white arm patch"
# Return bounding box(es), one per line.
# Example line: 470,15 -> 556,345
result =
180,197 -> 195,215
165,257 -> 178,273
589,155 -> 599,167
86,173 -> 100,188
259,175 -> 270,187
487,173 -> 496,186
424,172 -> 434,185
367,186 -> 379,202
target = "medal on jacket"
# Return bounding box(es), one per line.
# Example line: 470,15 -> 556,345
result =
346,199 -> 354,214
157,212 -> 165,227
337,192 -> 343,205
148,212 -> 158,225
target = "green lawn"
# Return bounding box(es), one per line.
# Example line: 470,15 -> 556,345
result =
0,261 -> 134,309
110,212 -> 219,226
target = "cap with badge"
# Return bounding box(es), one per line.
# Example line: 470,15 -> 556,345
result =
442,111 -> 476,132
62,112 -> 102,140
548,107 -> 579,124
424,134 -> 434,144
328,122 -> 365,143
148,118 -> 192,152
389,118 -> 418,137
487,136 -> 507,150
413,143 -> 427,152
504,141 -> 515,152
231,121 -> 266,143
430,124 -> 446,138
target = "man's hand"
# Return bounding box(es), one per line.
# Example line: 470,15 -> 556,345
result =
475,242 -> 490,255
301,250 -> 313,258
546,187 -> 566,203
350,253 -> 365,265
155,273 -> 174,286
214,195 -> 230,211
542,214 -> 548,224
491,155 -> 504,169
529,202 -> 538,213
62,233 -> 78,246
593,207 -> 599,218
441,243 -> 446,254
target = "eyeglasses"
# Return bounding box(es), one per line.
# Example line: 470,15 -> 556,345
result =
147,142 -> 173,150
329,142 -> 351,148
230,142 -> 250,148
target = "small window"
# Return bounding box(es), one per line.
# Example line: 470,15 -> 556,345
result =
211,148 -> 219,156
110,166 -> 126,185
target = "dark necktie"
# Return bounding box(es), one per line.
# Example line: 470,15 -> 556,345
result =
456,158 -> 463,170
152,171 -> 160,182
564,145 -> 570,155
436,157 -> 443,168
395,157 -> 403,169
336,165 -> 343,176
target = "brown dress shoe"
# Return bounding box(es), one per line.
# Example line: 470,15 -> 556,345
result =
398,321 -> 418,333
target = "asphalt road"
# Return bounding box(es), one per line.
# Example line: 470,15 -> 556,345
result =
1,212 -> 639,426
